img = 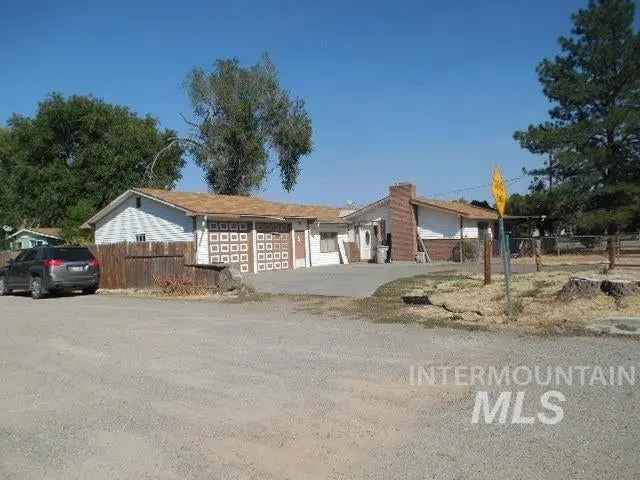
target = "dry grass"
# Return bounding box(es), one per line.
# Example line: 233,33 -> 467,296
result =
100,267 -> 640,335
290,269 -> 640,335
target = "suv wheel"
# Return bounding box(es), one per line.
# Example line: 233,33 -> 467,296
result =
30,277 -> 44,299
0,277 -> 10,296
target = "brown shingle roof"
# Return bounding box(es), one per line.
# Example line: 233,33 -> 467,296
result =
11,227 -> 62,239
412,196 -> 498,220
31,227 -> 62,238
135,188 -> 346,223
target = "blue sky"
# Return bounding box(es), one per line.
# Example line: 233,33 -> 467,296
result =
1,0 -> 593,206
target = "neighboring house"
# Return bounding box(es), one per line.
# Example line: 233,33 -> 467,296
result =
82,188 -> 351,274
345,183 -> 498,262
7,227 -> 64,251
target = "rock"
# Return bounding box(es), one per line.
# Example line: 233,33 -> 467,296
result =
402,290 -> 485,316
217,267 -> 244,291
600,279 -> 639,298
402,289 -> 432,305
557,276 -> 602,301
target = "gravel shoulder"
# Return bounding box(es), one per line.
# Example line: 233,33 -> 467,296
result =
0,293 -> 639,479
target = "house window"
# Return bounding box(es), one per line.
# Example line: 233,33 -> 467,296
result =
135,196 -> 142,209
135,233 -> 146,242
320,232 -> 338,253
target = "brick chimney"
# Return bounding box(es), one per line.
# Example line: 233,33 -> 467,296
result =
389,182 -> 417,261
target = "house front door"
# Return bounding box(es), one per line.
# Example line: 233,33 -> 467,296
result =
294,230 -> 306,268
359,225 -> 375,261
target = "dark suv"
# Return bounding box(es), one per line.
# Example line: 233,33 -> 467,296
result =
0,246 -> 100,299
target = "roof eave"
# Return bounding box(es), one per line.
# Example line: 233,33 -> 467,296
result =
411,199 -> 497,221
410,199 -> 466,216
343,196 -> 390,220
7,228 -> 63,240
81,189 -> 194,229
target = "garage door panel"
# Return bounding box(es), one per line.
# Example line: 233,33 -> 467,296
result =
255,222 -> 292,272
209,221 -> 253,273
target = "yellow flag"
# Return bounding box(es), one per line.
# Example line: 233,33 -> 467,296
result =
492,167 -> 508,217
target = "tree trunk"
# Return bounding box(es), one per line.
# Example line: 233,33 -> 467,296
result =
558,276 -> 602,301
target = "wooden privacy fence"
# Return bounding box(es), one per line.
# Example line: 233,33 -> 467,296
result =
0,242 -> 229,290
87,241 -> 223,290
0,250 -> 18,267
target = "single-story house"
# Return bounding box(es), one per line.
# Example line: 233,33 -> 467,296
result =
82,188 -> 353,274
344,183 -> 498,262
7,227 -> 64,251
82,183 -> 498,273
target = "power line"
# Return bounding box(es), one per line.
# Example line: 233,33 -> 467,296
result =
429,174 -> 527,199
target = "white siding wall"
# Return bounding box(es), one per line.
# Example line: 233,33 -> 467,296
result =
462,219 -> 480,239
417,205 -> 461,239
309,224 -> 348,266
346,226 -> 356,242
10,233 -> 61,250
95,195 -> 194,244
417,205 -> 483,240
348,204 -> 389,226
347,204 -> 389,259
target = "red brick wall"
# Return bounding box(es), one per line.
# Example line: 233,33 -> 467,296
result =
389,183 -> 417,261
424,239 -> 460,261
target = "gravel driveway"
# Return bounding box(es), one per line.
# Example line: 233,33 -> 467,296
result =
245,262 -> 601,297
1,293 -> 638,479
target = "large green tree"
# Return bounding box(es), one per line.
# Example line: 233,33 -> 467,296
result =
0,94 -> 185,236
184,54 -> 313,195
514,0 -> 640,233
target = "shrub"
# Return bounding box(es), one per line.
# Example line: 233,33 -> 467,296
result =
580,236 -> 607,251
541,237 -> 558,255
153,275 -> 209,296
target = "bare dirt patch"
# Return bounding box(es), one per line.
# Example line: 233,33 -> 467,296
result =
98,287 -> 273,304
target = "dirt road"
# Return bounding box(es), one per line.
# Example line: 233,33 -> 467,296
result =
1,293 -> 638,478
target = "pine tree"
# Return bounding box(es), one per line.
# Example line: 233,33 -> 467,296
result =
514,0 -> 640,233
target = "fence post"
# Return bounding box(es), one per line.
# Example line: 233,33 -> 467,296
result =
608,236 -> 616,270
484,239 -> 492,285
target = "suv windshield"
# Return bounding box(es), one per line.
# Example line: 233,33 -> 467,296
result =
46,247 -> 94,262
